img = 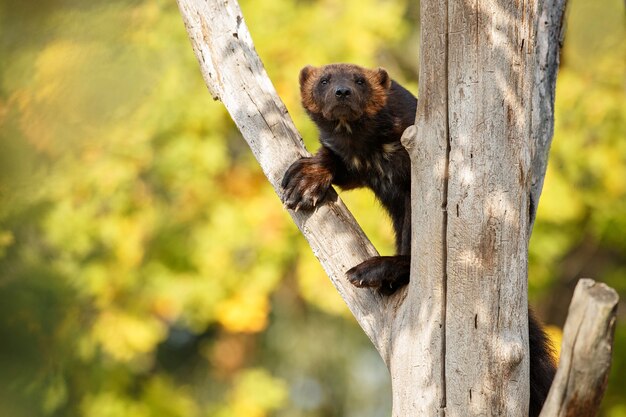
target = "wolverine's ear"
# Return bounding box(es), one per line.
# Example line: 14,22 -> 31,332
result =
376,68 -> 391,89
299,65 -> 317,87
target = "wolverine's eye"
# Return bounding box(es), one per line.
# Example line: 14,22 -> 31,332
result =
320,78 -> 329,86
356,78 -> 365,86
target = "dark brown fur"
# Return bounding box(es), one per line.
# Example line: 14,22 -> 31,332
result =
282,63 -> 555,416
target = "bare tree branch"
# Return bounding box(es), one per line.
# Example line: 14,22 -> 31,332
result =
530,0 -> 569,232
539,278 -> 619,417
175,0 -> 396,358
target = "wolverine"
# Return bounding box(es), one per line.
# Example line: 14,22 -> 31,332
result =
281,63 -> 555,417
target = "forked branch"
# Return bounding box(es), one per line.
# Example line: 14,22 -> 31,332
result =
176,1 -> 618,417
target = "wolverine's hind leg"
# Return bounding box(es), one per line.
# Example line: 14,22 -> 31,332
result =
347,255 -> 410,295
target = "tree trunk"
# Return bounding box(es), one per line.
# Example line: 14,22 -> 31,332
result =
176,0 -> 618,416
400,0 -> 540,415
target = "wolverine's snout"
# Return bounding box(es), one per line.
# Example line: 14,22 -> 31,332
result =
335,87 -> 352,98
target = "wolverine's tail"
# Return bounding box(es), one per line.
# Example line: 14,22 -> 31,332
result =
528,309 -> 557,417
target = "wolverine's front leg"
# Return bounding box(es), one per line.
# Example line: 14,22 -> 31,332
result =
282,146 -> 356,210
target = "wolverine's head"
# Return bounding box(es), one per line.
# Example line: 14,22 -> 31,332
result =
299,63 -> 391,122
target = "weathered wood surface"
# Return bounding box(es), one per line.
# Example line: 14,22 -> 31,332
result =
530,0 -> 569,233
539,279 -> 619,417
400,0 -> 570,414
175,0 -> 396,358
419,0 -> 538,415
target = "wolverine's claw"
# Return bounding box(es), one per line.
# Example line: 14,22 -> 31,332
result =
280,155 -> 332,213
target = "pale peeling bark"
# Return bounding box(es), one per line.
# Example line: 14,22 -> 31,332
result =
539,279 -> 619,417
175,0 -> 395,358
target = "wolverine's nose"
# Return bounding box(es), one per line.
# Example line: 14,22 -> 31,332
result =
335,87 -> 351,98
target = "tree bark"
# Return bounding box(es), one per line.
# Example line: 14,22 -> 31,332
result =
176,1 -> 616,417
402,0 -> 540,415
529,0 -> 569,233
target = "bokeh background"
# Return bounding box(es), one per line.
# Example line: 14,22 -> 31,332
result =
0,0 -> 624,416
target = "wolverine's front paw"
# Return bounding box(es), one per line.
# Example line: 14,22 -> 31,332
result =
281,157 -> 333,211
347,256 -> 410,295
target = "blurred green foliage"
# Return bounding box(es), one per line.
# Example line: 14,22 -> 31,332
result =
0,0 -> 623,416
